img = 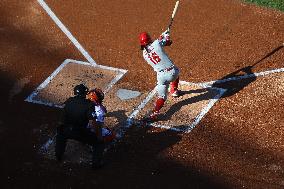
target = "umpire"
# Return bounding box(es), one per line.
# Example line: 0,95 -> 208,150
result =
55,84 -> 105,169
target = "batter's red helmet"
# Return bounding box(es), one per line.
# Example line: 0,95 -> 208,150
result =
139,32 -> 152,46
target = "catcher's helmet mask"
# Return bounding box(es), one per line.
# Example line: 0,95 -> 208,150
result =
74,84 -> 89,97
87,88 -> 104,104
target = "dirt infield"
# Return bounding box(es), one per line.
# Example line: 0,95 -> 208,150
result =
0,0 -> 284,188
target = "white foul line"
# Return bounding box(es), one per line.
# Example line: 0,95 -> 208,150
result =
199,67 -> 284,87
37,0 -> 96,65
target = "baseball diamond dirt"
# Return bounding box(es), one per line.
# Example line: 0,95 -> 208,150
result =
0,0 -> 284,188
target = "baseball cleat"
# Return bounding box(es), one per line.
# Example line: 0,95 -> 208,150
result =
142,110 -> 159,123
149,111 -> 159,121
171,90 -> 180,97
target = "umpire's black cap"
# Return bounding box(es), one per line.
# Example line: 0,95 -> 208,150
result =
74,84 -> 89,97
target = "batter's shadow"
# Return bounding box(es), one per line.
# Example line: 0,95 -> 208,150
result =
211,44 -> 283,98
161,44 -> 284,121
161,66 -> 257,121
159,88 -> 216,121
212,65 -> 256,98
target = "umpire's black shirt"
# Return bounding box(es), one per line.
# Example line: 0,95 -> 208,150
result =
63,95 -> 95,129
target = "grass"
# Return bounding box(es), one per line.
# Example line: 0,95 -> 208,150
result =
243,0 -> 284,12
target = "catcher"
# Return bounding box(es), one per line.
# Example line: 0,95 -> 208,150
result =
86,88 -> 116,143
139,30 -> 180,121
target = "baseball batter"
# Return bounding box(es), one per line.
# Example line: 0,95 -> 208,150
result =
139,30 -> 180,120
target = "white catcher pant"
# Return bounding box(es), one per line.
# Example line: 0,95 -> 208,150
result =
156,66 -> 179,99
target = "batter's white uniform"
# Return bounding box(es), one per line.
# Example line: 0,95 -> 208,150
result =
142,31 -> 179,99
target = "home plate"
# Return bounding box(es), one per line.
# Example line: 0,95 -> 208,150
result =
134,81 -> 226,132
116,89 -> 141,100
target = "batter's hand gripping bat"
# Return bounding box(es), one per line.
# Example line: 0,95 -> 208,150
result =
167,1 -> 180,32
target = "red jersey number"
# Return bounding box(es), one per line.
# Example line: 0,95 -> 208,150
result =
148,52 -> 161,65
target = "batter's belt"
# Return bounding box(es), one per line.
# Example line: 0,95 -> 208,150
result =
159,65 -> 175,72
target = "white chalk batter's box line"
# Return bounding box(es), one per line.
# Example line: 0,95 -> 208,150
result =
197,67 -> 284,88
126,81 -> 226,133
126,67 -> 284,133
25,59 -> 127,108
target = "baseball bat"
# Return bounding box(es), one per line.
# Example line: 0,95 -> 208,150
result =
168,1 -> 180,31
